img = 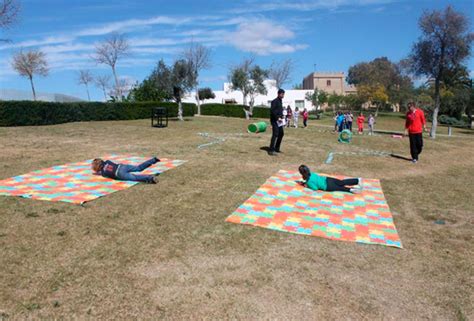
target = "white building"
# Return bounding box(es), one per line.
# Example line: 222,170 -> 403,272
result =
183,80 -> 316,111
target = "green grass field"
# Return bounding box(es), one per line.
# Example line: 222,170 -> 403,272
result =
0,116 -> 473,319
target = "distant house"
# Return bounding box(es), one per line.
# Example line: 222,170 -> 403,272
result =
184,80 -> 315,111
302,72 -> 357,96
0,89 -> 83,102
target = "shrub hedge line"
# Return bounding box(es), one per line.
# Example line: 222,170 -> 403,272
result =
0,101 -> 197,126
200,103 -> 270,119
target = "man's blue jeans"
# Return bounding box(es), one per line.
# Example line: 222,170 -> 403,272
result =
116,158 -> 158,183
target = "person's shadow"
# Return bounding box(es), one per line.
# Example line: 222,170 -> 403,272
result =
390,154 -> 412,161
260,146 -> 271,152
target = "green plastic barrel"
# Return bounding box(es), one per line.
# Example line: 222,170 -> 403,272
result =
338,129 -> 353,144
248,122 -> 267,133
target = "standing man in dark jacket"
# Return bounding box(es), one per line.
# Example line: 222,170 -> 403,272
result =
269,89 -> 285,156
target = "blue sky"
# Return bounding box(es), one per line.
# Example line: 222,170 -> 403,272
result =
0,0 -> 473,101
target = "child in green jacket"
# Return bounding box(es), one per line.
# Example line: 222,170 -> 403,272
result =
298,165 -> 362,193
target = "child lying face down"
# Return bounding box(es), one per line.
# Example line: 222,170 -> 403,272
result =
298,165 -> 362,194
92,157 -> 160,184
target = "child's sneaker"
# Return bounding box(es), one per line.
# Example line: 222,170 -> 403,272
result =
152,176 -> 159,184
153,157 -> 161,163
350,188 -> 362,194
412,159 -> 417,164
358,178 -> 363,189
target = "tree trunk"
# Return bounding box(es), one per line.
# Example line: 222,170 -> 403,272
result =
242,93 -> 247,106
468,110 -> 473,129
195,86 -> 201,115
29,76 -> 36,101
112,65 -> 121,102
86,84 -> 91,101
178,100 -> 183,121
431,78 -> 441,139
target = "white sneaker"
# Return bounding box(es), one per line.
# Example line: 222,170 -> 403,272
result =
358,178 -> 363,189
350,188 -> 362,194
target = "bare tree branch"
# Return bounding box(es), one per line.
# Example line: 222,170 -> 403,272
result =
93,33 -> 130,100
0,0 -> 20,29
77,70 -> 93,101
94,74 -> 111,101
11,49 -> 49,100
269,58 -> 294,89
182,42 -> 212,114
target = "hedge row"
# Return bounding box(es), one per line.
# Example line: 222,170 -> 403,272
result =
200,103 -> 270,119
0,101 -> 197,126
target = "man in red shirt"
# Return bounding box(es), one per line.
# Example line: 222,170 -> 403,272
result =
405,102 -> 427,163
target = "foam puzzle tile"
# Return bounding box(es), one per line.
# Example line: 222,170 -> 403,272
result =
0,155 -> 186,204
226,170 -> 402,248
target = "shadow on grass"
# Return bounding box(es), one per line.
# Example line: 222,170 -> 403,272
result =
390,154 -> 412,162
458,130 -> 474,135
168,118 -> 194,122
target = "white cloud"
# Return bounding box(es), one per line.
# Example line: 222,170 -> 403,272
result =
0,35 -> 74,50
230,0 -> 395,13
226,20 -> 307,55
76,16 -> 181,37
40,43 -> 95,54
0,12 -> 311,78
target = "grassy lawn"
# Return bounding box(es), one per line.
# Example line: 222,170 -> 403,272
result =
0,116 -> 473,319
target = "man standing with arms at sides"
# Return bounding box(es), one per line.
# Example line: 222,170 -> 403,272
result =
405,102 -> 427,163
269,89 -> 285,156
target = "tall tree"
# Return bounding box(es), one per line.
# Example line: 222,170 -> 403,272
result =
182,42 -> 211,115
356,84 -> 389,115
198,87 -> 215,101
229,58 -> 268,119
11,49 -> 49,101
77,70 -> 93,101
142,59 -> 194,120
468,84 -> 474,129
328,93 -> 344,112
409,5 -> 473,138
347,57 -> 414,110
93,33 -> 130,101
94,74 -> 111,101
305,88 -> 328,110
128,78 -> 166,102
149,60 -> 173,100
0,0 -> 20,42
171,59 -> 194,121
269,58 -> 294,89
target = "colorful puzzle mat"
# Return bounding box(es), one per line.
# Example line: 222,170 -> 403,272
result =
0,155 -> 186,204
226,170 -> 402,248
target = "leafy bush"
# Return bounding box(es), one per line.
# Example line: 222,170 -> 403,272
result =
438,114 -> 468,127
0,101 -> 196,126
200,104 -> 270,119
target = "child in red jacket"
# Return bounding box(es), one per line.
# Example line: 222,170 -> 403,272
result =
302,108 -> 309,128
357,113 -> 365,134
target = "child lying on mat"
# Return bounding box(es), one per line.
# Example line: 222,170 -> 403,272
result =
92,157 -> 160,184
298,165 -> 362,194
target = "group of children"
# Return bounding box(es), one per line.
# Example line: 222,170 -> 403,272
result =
92,158 -> 362,194
282,105 -> 309,128
335,112 -> 375,135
